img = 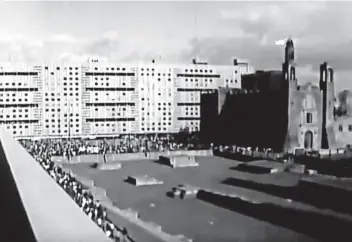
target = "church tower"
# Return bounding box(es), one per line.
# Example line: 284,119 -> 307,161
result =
285,38 -> 295,64
320,62 -> 335,149
282,38 -> 298,153
282,38 -> 297,86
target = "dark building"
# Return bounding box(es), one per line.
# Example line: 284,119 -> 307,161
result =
208,38 -> 338,153
199,90 -> 219,145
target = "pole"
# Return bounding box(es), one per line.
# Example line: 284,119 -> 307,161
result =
68,97 -> 71,141
67,66 -> 72,163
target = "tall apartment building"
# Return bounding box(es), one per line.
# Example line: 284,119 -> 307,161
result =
0,63 -> 42,137
0,59 -> 254,139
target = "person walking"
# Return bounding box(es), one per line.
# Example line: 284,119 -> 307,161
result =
103,145 -> 107,163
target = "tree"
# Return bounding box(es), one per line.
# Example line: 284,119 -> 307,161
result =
334,106 -> 347,117
176,127 -> 190,145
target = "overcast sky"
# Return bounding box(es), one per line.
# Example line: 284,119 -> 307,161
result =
0,1 -> 351,91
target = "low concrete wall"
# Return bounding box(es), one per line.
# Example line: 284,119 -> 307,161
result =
147,149 -> 213,160
214,150 -> 287,162
54,149 -> 213,164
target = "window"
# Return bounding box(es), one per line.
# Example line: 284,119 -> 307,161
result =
349,125 -> 352,132
303,95 -> 316,109
339,125 -> 343,132
306,113 -> 313,124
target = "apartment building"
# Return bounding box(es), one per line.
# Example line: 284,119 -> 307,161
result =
42,64 -> 82,138
0,63 -> 42,138
0,59 -> 254,138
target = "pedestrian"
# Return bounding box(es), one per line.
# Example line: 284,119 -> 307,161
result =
103,147 -> 107,163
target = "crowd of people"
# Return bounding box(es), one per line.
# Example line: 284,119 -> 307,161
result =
20,132 -> 208,161
24,141 -> 134,242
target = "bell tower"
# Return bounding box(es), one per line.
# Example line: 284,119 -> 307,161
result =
282,38 -> 297,87
285,38 -> 295,64
283,38 -> 298,153
320,62 -> 335,149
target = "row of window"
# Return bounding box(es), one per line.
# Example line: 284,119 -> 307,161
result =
93,107 -> 128,111
47,72 -> 80,76
140,74 -> 172,80
2,108 -> 30,113
141,127 -> 168,132
181,112 -> 199,116
0,99 -> 30,102
338,125 -> 352,132
93,82 -> 127,86
93,67 -> 126,71
44,95 -> 79,102
141,121 -> 172,125
94,123 -> 128,127
141,68 -> 170,72
178,121 -> 198,126
0,115 -> 29,118
184,69 -> 213,73
1,93 -> 29,97
93,128 -> 128,133
44,82 -> 79,87
141,112 -> 172,117
0,82 -> 30,86
140,101 -> 172,105
141,107 -> 171,112
11,130 -> 31,135
6,125 -> 29,129
44,99 -> 80,105
44,73 -> 79,76
45,118 -> 79,122
43,129 -> 80,134
45,124 -> 80,128
0,72 -> 38,76
45,67 -> 79,71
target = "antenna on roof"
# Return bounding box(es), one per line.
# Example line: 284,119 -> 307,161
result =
193,11 -> 208,66
195,12 -> 199,65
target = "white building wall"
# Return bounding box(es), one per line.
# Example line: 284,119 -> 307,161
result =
0,63 -> 42,138
0,60 -> 254,138
138,64 -> 174,134
41,64 -> 82,138
173,63 -> 247,132
83,61 -> 138,137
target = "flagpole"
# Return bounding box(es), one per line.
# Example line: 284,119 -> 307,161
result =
68,97 -> 71,142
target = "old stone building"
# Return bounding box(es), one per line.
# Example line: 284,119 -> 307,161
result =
204,38 -> 341,153
333,90 -> 352,147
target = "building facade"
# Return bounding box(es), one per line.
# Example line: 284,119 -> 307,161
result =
0,59 -> 254,139
213,39 -> 340,152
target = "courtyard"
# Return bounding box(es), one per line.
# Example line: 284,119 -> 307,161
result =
63,155 -> 352,242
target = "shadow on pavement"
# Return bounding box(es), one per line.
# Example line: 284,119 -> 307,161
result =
197,189 -> 352,242
230,164 -> 274,174
222,177 -> 352,216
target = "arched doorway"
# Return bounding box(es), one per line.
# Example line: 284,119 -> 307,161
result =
304,131 -> 313,150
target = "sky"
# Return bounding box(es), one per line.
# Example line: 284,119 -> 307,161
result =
0,1 -> 352,91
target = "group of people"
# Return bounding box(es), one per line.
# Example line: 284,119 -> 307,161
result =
23,141 -> 134,242
20,132 -> 208,162
217,145 -> 274,154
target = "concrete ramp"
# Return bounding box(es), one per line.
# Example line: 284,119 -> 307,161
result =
0,127 -> 111,242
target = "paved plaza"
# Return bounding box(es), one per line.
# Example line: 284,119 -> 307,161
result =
63,155 -> 352,242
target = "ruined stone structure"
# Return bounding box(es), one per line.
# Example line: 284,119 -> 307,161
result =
204,38 -> 340,153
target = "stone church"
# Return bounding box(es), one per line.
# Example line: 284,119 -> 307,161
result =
201,38 -> 346,153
